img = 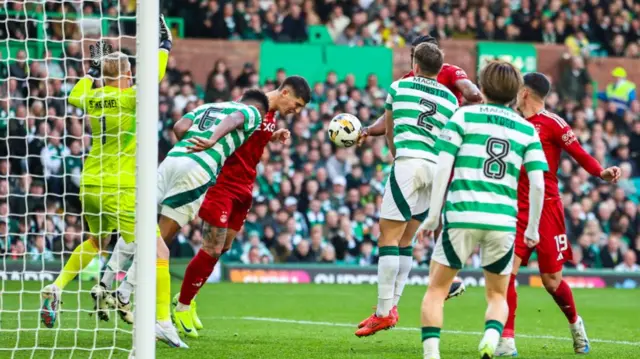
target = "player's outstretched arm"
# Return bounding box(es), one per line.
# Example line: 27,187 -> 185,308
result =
186,111 -> 246,152
357,114 -> 386,146
455,79 -> 483,104
157,14 -> 173,82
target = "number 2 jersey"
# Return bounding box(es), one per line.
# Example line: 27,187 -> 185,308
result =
516,110 -> 603,214
386,76 -> 458,163
167,102 -> 262,179
436,104 -> 548,232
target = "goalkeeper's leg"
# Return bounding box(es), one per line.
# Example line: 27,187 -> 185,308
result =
41,235 -> 107,328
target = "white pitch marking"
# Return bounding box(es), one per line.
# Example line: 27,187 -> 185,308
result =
209,316 -> 640,347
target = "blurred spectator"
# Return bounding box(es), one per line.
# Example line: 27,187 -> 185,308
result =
615,251 -> 640,272
600,232 -> 624,268
557,56 -> 592,103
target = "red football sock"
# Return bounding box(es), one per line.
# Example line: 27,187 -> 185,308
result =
503,274 -> 517,338
178,249 -> 218,306
551,280 -> 578,324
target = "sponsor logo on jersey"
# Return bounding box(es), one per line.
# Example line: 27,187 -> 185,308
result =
534,124 -> 541,133
562,130 -> 577,146
259,121 -> 276,133
220,211 -> 228,224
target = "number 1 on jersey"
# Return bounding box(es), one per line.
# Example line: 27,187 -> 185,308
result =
100,116 -> 106,145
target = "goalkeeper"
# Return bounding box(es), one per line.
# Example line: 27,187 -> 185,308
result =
40,16 -> 187,348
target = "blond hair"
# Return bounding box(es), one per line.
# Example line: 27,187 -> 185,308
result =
102,51 -> 131,80
478,60 -> 523,104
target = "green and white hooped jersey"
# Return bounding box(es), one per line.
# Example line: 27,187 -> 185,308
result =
167,101 -> 262,179
385,76 -> 459,163
436,104 -> 548,232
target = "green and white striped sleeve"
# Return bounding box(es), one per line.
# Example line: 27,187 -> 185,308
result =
523,130 -> 549,173
239,105 -> 262,133
435,109 -> 465,157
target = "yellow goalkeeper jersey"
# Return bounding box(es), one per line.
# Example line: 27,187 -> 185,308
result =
68,50 -> 168,189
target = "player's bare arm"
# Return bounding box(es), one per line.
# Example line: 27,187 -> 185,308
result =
173,117 -> 193,140
187,111 -> 246,152
357,114 -> 386,146
454,79 -> 483,103
383,109 -> 395,157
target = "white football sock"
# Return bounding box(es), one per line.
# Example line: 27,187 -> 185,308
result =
102,237 -> 135,290
480,328 -> 501,351
376,253 -> 399,317
393,252 -> 413,306
117,260 -> 136,304
423,338 -> 440,359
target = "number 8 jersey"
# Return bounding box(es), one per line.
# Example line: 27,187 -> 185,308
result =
436,104 -> 548,232
386,76 -> 459,163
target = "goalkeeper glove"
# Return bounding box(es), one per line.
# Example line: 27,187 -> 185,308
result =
159,14 -> 173,51
87,40 -> 113,78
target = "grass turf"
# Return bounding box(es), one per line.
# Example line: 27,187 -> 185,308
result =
0,281 -> 638,358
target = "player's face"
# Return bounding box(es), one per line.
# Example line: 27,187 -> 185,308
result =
279,90 -> 306,115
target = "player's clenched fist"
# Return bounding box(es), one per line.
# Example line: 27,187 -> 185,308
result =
271,129 -> 290,144
600,166 -> 621,183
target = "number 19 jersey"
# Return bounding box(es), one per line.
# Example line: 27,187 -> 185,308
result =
386,76 -> 458,163
436,104 -> 548,232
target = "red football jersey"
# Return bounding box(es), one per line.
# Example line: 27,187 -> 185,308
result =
402,63 -> 468,104
517,110 -> 603,211
215,110 -> 276,193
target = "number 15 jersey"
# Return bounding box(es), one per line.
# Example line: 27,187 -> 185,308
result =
436,104 -> 548,232
386,76 -> 458,163
167,102 -> 262,180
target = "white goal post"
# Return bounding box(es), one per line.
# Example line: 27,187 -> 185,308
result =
0,1 -> 158,357
134,0 -> 158,358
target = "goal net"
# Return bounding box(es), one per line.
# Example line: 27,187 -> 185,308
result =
0,1 -> 156,357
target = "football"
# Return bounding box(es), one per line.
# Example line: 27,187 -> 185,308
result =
328,113 -> 362,148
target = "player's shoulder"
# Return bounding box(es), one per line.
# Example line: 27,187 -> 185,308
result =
530,110 -> 569,129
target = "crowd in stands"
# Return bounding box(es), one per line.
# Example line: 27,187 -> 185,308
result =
0,0 -> 640,273
160,0 -> 640,58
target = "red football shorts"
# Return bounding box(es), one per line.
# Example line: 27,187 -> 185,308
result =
515,198 -> 572,274
198,182 -> 253,232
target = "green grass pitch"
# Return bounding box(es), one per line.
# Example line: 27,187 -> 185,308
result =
0,281 -> 638,358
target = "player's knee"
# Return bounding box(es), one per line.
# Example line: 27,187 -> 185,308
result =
541,273 -> 561,293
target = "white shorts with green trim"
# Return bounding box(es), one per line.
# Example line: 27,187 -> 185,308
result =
157,155 -> 214,227
432,226 -> 515,275
380,157 -> 435,222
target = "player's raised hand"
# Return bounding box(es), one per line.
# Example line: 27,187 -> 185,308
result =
601,166 -> 621,183
271,129 -> 290,144
159,14 -> 173,50
186,136 -> 215,153
87,40 -> 113,78
356,127 -> 369,146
